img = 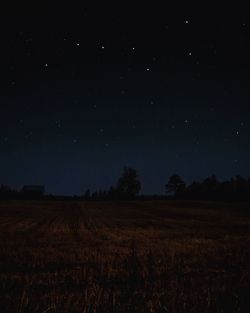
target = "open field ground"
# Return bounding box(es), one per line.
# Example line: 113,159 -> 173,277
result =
0,200 -> 250,312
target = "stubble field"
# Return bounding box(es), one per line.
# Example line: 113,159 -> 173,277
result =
0,200 -> 250,312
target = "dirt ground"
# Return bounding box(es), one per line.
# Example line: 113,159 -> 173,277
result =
0,200 -> 249,312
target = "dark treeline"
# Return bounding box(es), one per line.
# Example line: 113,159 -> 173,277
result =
81,174 -> 250,202
1,168 -> 250,202
165,174 -> 250,201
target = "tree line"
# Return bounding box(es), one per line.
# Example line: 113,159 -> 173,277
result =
82,172 -> 250,202
166,174 -> 250,201
1,167 -> 250,201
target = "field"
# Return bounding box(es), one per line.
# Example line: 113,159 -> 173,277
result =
0,200 -> 250,313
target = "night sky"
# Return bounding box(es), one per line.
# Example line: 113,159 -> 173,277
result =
1,5 -> 250,195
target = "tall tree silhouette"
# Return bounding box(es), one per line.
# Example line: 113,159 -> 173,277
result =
165,174 -> 186,197
83,189 -> 91,200
201,174 -> 219,199
116,167 -> 141,199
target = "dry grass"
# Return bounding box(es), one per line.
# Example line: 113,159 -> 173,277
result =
0,200 -> 249,312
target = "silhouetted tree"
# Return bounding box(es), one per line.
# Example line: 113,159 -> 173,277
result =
83,189 -> 91,200
91,191 -> 98,200
116,167 -> 141,199
186,181 -> 202,199
102,190 -> 107,199
165,174 -> 186,197
98,189 -> 105,199
180,174 -> 250,201
0,185 -> 18,199
107,186 -> 116,199
201,175 -> 219,199
234,175 -> 248,200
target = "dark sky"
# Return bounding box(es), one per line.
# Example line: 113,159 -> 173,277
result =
1,4 -> 250,195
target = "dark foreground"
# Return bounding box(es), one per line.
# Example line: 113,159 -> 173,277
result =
0,200 -> 249,313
